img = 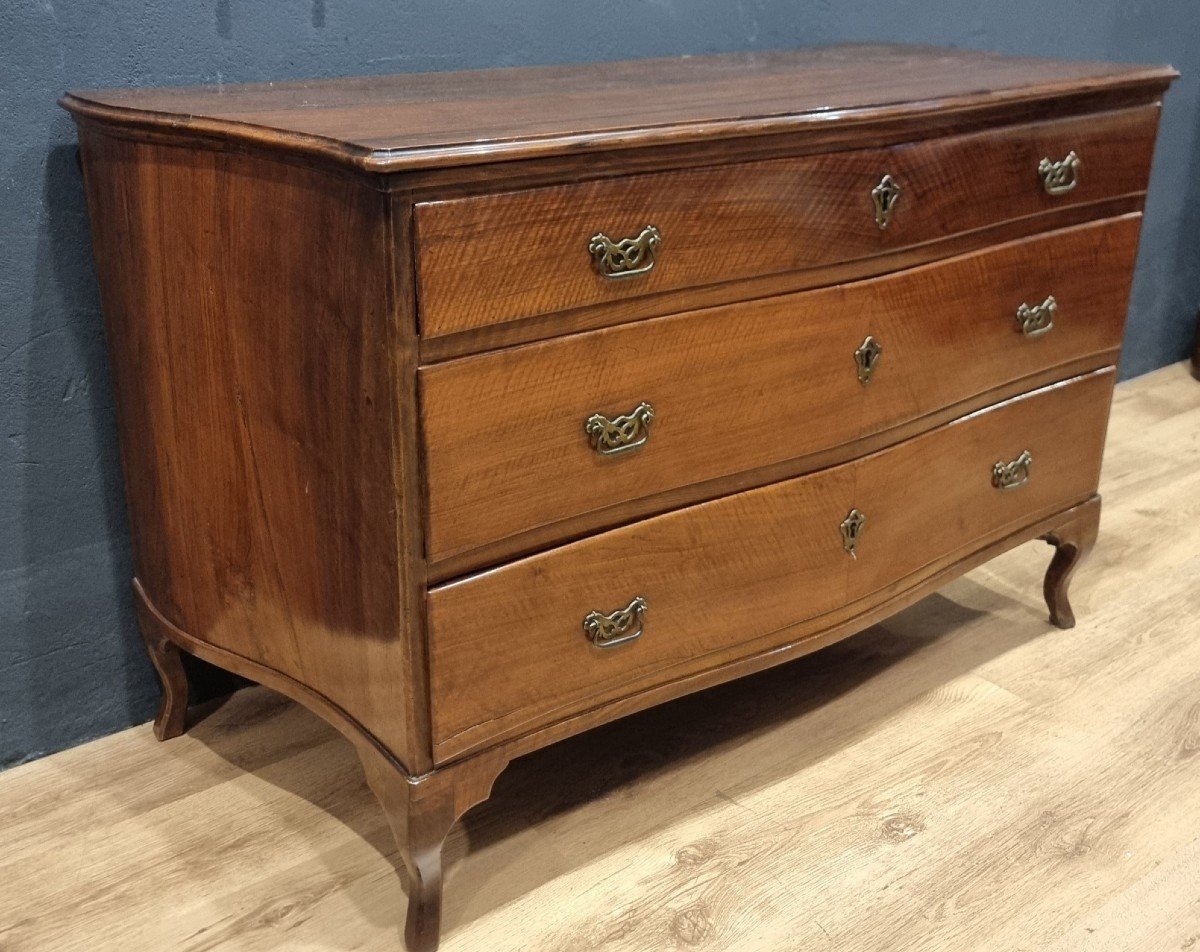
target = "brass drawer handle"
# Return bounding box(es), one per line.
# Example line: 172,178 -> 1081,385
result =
1016,296 -> 1057,338
841,508 -> 866,558
993,450 -> 1033,490
585,401 -> 655,456
589,225 -> 661,279
1038,151 -> 1080,195
854,335 -> 883,385
584,596 -> 648,649
871,174 -> 901,229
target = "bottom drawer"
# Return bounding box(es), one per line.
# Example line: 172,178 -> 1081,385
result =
428,369 -> 1114,762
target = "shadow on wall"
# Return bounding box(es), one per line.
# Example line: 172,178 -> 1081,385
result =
4,121 -> 238,768
1121,90 -> 1200,377
15,128 -> 149,765
1106,7 -> 1200,378
216,0 -> 326,41
1163,93 -> 1200,365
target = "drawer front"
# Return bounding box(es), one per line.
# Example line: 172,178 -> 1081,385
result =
420,216 -> 1139,565
415,107 -> 1157,339
428,369 -> 1114,761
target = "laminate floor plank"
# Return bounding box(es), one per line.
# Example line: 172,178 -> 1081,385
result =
2,362 -> 1198,952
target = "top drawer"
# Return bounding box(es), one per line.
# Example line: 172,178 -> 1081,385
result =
414,106 -> 1158,339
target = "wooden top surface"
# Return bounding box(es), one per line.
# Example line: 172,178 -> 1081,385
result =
61,44 -> 1176,172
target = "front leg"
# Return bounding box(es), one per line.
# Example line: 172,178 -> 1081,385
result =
1040,496 -> 1101,629
134,595 -> 190,740
356,742 -> 508,951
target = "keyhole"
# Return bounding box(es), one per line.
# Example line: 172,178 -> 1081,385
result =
855,336 -> 883,385
872,174 -> 901,229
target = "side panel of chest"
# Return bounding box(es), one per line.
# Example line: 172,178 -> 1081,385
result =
78,128 -> 428,770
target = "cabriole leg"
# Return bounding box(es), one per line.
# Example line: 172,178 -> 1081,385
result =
135,603 -> 190,741
1040,496 -> 1101,630
355,743 -> 508,951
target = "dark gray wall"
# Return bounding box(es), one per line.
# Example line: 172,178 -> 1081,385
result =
2,2 -> 1197,768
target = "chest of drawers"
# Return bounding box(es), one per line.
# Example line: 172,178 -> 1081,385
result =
62,45 -> 1176,950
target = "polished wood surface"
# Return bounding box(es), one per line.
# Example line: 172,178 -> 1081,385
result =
418,195 -> 1148,363
428,370 -> 1113,762
3,363 -> 1197,952
61,48 -> 1174,951
61,45 -> 1175,172
415,108 -> 1157,337
421,217 -> 1139,566
77,127 -> 430,773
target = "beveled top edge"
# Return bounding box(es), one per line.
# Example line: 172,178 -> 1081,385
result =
60,44 -> 1178,174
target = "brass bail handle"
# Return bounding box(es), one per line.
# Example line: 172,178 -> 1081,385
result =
585,402 -> 655,456
1016,296 -> 1057,338
589,225 -> 662,279
1039,151 -> 1080,196
583,596 -> 648,648
992,450 -> 1033,490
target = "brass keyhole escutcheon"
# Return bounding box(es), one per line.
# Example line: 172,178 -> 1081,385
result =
841,508 -> 866,558
871,174 -> 901,229
855,336 -> 883,385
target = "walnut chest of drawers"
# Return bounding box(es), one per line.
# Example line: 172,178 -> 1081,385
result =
62,45 -> 1176,950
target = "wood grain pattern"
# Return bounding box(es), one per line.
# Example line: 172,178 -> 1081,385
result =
417,195 -> 1149,362
3,362 -> 1195,952
77,127 -> 429,773
425,356 -> 1122,585
421,216 -> 1140,566
478,496 -> 1104,773
60,49 -> 1176,952
60,45 -> 1175,173
414,107 -> 1157,337
427,369 -> 1114,762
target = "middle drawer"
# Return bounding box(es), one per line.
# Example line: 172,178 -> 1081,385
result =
420,215 -> 1139,568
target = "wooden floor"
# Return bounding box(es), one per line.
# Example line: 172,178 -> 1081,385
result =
4,362 -> 1200,952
